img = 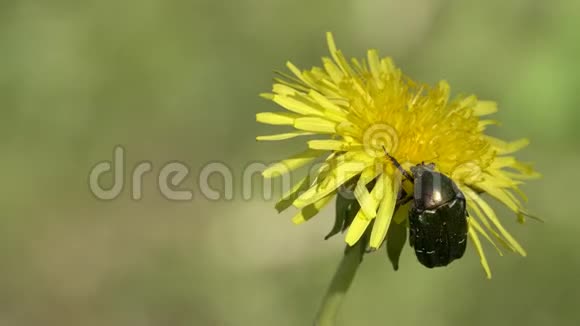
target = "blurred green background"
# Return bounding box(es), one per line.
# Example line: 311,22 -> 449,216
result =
1,0 -> 579,325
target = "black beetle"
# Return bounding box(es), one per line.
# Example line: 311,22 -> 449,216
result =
384,150 -> 468,268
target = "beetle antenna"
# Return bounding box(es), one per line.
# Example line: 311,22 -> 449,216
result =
518,210 -> 544,223
382,146 -> 413,181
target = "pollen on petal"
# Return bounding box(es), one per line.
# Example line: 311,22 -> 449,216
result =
485,136 -> 530,154
308,139 -> 354,151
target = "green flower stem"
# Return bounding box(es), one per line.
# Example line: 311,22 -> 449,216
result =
314,240 -> 364,326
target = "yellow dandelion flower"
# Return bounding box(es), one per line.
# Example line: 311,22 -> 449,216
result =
256,32 -> 539,279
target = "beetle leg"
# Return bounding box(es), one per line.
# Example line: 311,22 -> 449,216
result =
396,195 -> 412,208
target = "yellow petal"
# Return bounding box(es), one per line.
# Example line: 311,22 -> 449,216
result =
452,162 -> 484,184
326,32 -> 354,76
504,187 -> 528,206
369,173 -> 399,249
291,193 -> 334,224
501,170 -> 542,180
494,171 -> 526,184
467,199 -> 514,253
286,61 -> 310,86
256,131 -> 314,141
464,187 -> 527,256
262,149 -> 321,178
322,57 -> 344,83
492,158 -> 540,179
308,139 -> 353,151
326,32 -> 339,59
355,171 -> 386,221
350,57 -> 366,75
294,117 -> 336,133
473,101 -> 498,116
273,95 -> 323,116
308,90 -> 347,117
272,83 -> 297,96
381,57 -> 396,74
475,179 -> 521,213
468,218 -> 503,256
354,166 -> 381,219
256,112 -> 297,125
485,137 -> 530,154
259,92 -> 274,100
273,72 -> 310,92
482,171 -> 522,189
367,49 -> 384,89
478,119 -> 500,130
456,95 -> 478,111
469,227 -> 492,279
293,156 -> 368,208
335,120 -> 363,138
345,210 -> 371,246
275,175 -> 310,213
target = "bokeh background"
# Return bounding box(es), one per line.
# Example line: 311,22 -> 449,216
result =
1,0 -> 579,325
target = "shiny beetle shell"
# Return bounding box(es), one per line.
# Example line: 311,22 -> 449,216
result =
408,164 -> 468,268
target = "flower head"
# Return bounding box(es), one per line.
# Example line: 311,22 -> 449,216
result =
256,33 -> 539,278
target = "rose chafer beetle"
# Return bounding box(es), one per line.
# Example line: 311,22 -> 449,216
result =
384,149 -> 469,268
